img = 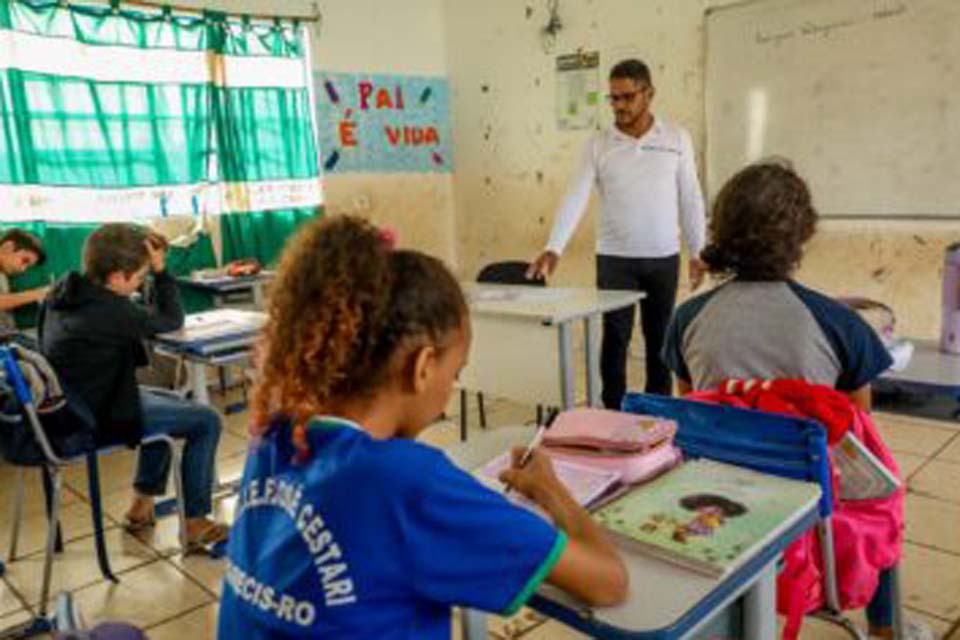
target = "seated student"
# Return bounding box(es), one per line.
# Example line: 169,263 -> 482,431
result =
41,223 -> 228,550
0,229 -> 49,333
218,216 -> 628,640
661,161 -> 917,639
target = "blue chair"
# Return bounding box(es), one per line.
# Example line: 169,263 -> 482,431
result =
0,346 -> 187,639
621,393 -> 904,640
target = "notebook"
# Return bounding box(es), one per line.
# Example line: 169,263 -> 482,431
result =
832,432 -> 901,500
593,459 -> 819,577
476,450 -> 622,513
156,309 -> 266,355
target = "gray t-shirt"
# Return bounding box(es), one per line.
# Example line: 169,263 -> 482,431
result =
662,280 -> 892,392
0,272 -> 15,332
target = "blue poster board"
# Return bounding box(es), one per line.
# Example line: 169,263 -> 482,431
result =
315,72 -> 453,174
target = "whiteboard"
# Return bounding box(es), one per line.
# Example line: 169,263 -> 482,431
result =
705,0 -> 960,218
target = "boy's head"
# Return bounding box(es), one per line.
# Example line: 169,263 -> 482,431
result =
0,229 -> 46,276
82,223 -> 151,296
253,216 -> 470,442
701,160 -> 818,281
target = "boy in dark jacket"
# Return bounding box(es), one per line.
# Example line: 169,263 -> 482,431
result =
41,223 -> 227,549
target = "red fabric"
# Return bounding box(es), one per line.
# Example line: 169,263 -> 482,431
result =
687,380 -> 904,640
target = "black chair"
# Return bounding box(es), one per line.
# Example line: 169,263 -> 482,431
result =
460,261 -> 548,441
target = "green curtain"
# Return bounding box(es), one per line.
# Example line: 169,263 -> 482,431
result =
212,87 -> 318,183
8,72 -> 210,188
220,207 -> 317,265
0,0 -> 324,325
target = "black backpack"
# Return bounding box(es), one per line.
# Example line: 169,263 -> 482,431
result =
0,344 -> 97,466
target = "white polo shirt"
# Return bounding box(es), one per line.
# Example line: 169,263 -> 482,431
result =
546,117 -> 706,259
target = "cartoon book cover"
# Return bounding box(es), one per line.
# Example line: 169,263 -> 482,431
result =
593,459 -> 817,577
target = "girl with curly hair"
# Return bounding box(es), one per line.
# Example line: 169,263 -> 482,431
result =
662,160 -> 891,411
218,216 -> 627,640
660,162 -> 909,638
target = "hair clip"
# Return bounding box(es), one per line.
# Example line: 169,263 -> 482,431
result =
379,225 -> 398,251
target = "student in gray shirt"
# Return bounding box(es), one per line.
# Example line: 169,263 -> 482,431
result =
661,161 -> 911,639
0,229 -> 48,333
662,160 -> 891,410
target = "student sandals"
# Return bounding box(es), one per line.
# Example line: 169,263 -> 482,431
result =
122,511 -> 157,533
185,521 -> 230,556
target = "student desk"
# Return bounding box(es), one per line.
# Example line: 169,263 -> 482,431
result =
153,309 -> 266,405
178,272 -> 274,308
445,427 -> 821,640
878,339 -> 960,419
460,284 -> 644,409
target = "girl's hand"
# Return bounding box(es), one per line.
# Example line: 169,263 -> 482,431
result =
498,447 -> 564,504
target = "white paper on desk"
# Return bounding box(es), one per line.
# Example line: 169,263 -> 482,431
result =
476,451 -> 621,513
467,288 -> 568,304
158,309 -> 266,343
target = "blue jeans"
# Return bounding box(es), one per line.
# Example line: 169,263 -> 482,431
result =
134,389 -> 222,518
866,568 -> 895,628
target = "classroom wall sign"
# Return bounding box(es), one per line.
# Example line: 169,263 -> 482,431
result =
315,72 -> 453,174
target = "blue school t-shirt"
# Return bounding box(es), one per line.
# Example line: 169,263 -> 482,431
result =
217,417 -> 567,640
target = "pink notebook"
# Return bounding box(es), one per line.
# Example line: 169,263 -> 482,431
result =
542,408 -> 676,452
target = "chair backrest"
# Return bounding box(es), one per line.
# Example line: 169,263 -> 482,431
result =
476,261 -> 545,286
622,393 -> 833,518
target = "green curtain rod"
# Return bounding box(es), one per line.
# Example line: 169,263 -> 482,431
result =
78,0 -> 322,23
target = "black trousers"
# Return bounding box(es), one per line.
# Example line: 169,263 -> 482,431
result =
596,254 -> 680,408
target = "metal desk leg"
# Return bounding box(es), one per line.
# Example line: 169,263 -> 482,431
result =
584,314 -> 602,408
742,560 -> 777,640
190,361 -> 211,406
557,322 -> 576,410
460,609 -> 487,640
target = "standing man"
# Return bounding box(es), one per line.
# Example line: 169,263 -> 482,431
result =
529,59 -> 706,407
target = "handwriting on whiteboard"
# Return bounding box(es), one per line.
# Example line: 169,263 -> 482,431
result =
755,2 -> 907,46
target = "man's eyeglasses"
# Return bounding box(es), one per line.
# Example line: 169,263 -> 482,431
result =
606,89 -> 647,104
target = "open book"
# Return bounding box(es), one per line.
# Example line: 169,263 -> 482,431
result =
593,459 -> 819,578
833,432 -> 901,500
476,451 -> 622,514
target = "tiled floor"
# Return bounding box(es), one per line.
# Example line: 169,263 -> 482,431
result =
2,379 -> 960,639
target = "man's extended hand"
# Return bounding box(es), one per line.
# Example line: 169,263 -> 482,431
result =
527,251 -> 559,280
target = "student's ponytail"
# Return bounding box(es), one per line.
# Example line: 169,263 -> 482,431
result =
252,216 -> 394,447
251,215 -> 467,455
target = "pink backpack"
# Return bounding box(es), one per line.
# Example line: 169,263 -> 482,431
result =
542,408 -> 681,484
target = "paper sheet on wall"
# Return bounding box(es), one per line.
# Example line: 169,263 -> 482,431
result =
555,51 -> 600,131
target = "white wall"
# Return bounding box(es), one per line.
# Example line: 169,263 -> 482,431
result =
313,0 -> 456,263
444,0 -> 954,337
